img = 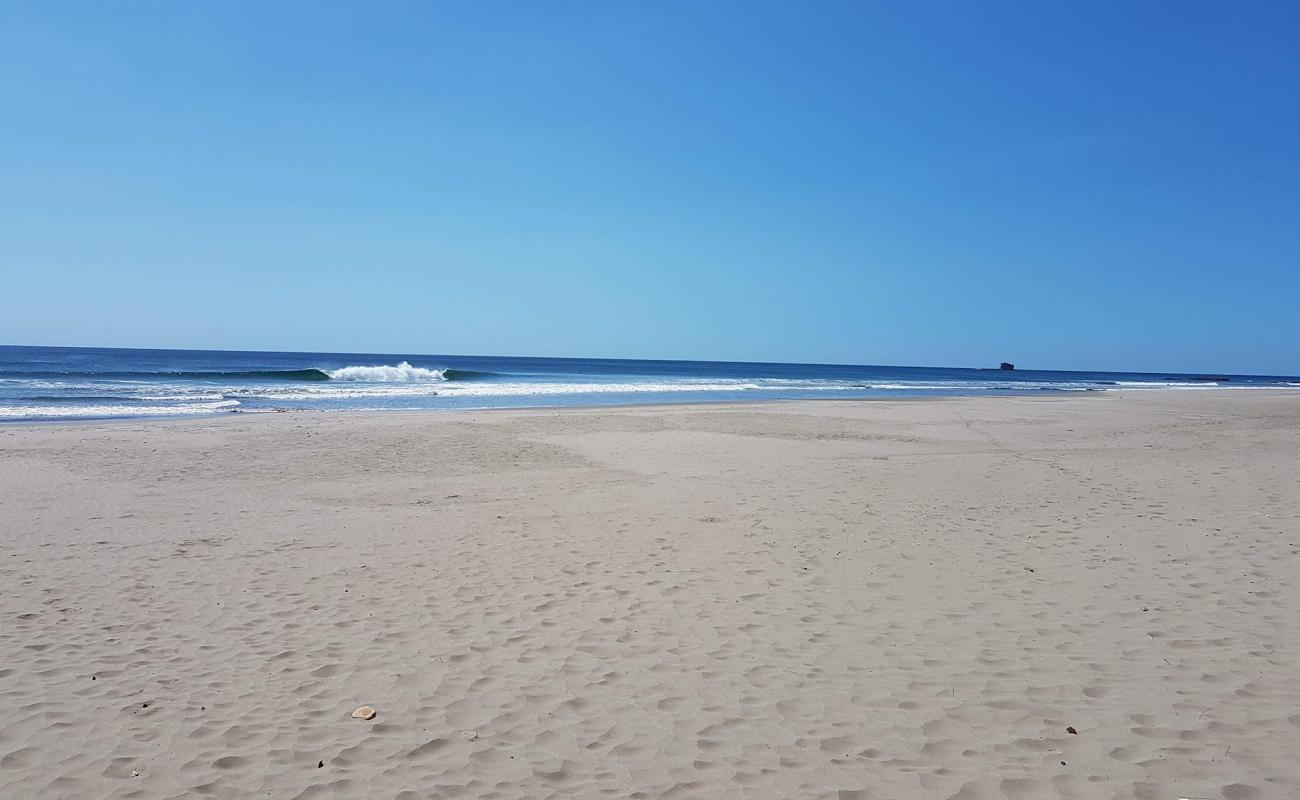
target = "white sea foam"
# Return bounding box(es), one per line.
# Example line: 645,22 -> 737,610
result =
0,399 -> 240,419
327,362 -> 447,382
860,383 -> 960,390
139,392 -> 228,401
225,384 -> 449,400
229,381 -> 772,401
401,380 -> 991,397
436,381 -> 765,397
1114,381 -> 1218,387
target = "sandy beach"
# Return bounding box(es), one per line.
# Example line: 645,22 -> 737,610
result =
2,391 -> 1298,800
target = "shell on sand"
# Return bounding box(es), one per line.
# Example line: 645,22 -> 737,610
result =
351,706 -> 376,720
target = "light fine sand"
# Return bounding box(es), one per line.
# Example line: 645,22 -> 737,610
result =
2,392 -> 1298,799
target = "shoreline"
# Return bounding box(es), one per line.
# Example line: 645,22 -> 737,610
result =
4,385 -> 1297,429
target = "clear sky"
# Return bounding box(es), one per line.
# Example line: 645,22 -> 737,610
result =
2,2 -> 1297,373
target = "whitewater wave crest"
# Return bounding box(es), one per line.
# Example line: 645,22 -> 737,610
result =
327,362 -> 448,382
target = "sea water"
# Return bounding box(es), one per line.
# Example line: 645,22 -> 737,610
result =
1,345 -> 1296,422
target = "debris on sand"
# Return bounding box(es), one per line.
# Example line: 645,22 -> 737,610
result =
352,706 -> 377,720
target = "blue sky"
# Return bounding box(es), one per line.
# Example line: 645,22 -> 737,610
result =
2,2 -> 1297,373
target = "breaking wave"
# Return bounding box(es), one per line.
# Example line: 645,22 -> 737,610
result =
2,364 -> 494,383
320,362 -> 493,382
327,362 -> 446,382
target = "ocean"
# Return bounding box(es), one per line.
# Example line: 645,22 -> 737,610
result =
1,345 -> 1296,422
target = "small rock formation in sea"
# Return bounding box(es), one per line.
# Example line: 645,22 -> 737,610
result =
1000,362 -> 1015,371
